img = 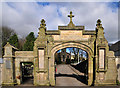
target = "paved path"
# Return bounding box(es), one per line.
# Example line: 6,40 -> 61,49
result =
55,64 -> 87,86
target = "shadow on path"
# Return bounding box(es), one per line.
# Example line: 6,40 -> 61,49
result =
69,60 -> 88,85
71,59 -> 88,74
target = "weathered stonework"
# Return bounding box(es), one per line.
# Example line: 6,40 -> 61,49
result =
1,11 -> 117,86
15,51 -> 34,85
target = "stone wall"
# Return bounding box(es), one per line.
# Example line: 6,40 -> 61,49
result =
0,59 -> 3,86
0,64 -> 2,86
15,51 -> 34,57
105,57 -> 117,84
2,42 -> 17,86
15,51 -> 34,85
115,56 -> 120,82
52,30 -> 91,41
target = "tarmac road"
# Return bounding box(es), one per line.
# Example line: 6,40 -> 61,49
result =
55,64 -> 87,86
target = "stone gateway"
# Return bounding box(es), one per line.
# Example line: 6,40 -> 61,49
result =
1,11 -> 117,86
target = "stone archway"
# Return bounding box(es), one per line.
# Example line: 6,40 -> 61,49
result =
32,12 -> 117,86
49,42 -> 94,86
2,11 -> 117,86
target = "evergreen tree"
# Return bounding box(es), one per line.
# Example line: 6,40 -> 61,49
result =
8,34 -> 19,48
23,32 -> 35,51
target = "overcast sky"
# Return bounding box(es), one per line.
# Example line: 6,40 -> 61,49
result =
1,1 -> 119,43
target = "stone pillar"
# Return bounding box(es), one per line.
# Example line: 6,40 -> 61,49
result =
96,47 -> 106,83
49,55 -> 55,86
2,42 -> 17,86
0,63 -> 2,86
115,56 -> 120,82
94,44 -> 108,85
15,59 -> 21,85
34,47 -> 49,86
88,55 -> 93,86
117,57 -> 120,82
33,19 -> 49,86
94,19 -> 117,85
94,19 -> 110,85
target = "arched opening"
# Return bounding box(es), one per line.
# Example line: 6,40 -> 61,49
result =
20,62 -> 34,85
54,47 -> 88,86
49,42 -> 93,86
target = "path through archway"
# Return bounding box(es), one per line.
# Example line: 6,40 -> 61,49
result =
49,42 -> 94,86
54,47 -> 88,86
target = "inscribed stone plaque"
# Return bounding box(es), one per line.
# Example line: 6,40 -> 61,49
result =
99,49 -> 105,69
38,49 -> 44,68
40,73 -> 44,81
6,60 -> 11,69
99,72 -> 104,81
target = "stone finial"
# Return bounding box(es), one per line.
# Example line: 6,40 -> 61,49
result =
7,42 -> 9,44
68,11 -> 75,27
96,19 -> 102,27
97,19 -> 101,24
40,19 -> 46,29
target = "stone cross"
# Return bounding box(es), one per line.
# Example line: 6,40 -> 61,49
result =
68,11 -> 74,22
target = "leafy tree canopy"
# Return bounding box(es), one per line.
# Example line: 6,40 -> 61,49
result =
23,32 -> 35,51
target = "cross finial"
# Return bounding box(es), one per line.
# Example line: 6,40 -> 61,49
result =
68,11 -> 74,22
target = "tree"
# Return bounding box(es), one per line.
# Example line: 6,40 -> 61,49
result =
23,32 -> 35,51
69,47 -> 80,60
1,26 -> 16,56
8,34 -> 19,48
1,26 -> 16,47
18,37 -> 26,51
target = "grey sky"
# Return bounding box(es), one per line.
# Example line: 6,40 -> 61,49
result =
1,1 -> 119,43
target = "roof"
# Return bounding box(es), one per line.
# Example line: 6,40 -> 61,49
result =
4,42 -> 18,50
109,40 -> 120,51
58,26 -> 84,30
